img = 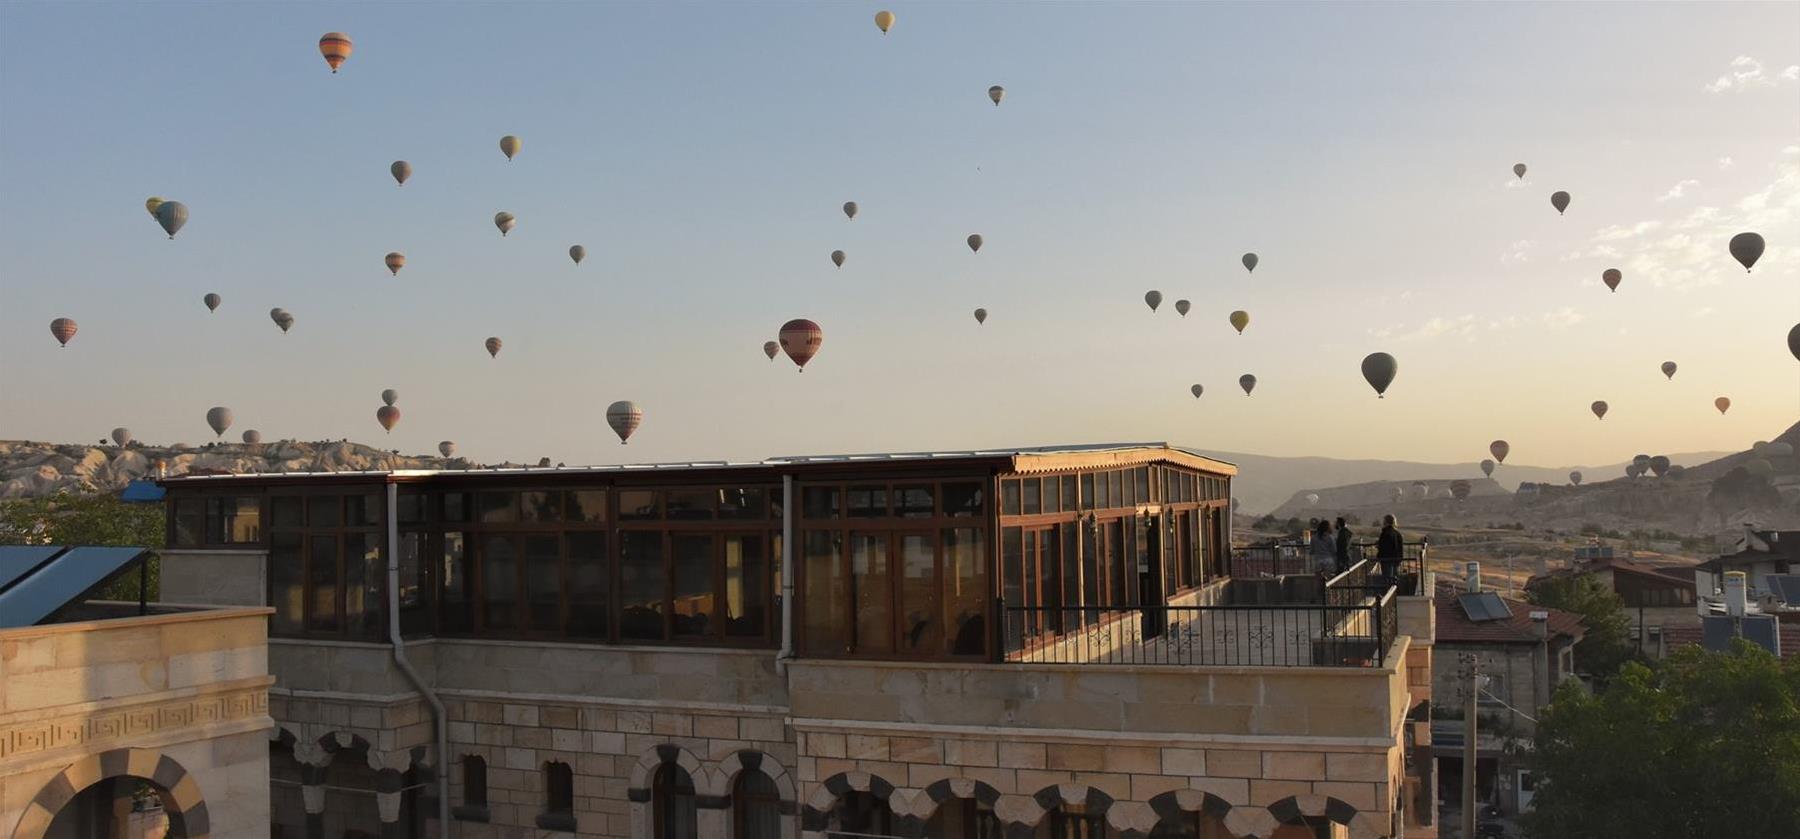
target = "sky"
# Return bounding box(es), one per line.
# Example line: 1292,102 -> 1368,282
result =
1,1 -> 1797,471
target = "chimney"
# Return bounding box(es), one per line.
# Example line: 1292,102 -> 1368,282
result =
1723,571 -> 1748,618
1465,561 -> 1481,594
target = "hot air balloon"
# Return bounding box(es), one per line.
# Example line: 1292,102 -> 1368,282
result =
390,161 -> 411,186
988,85 -> 1005,106
1305,493 -> 1319,507
155,201 -> 188,239
1239,374 -> 1257,395
1632,454 -> 1651,473
1569,471 -> 1583,486
145,197 -> 163,217
1753,441 -> 1771,457
1360,352 -> 1397,398
205,407 -> 233,438
1393,486 -> 1406,501
276,312 -> 295,333
1591,400 -> 1608,420
973,308 -> 988,325
1490,440 -> 1510,463
875,10 -> 894,33
49,318 -> 77,347
1626,463 -> 1644,479
1512,163 -> 1526,179
203,293 -> 221,312
1661,361 -> 1677,380
385,252 -> 406,276
1190,384 -> 1204,399
499,135 -> 521,161
494,212 -> 516,237
381,389 -> 398,407
1714,397 -> 1730,415
318,32 -> 352,73
1790,323 -> 1800,362
269,307 -> 287,325
1650,455 -> 1670,477
1144,291 -> 1163,312
1229,310 -> 1249,334
1550,191 -> 1570,215
1414,481 -> 1430,499
831,250 -> 846,268
1175,299 -> 1191,317
1666,465 -> 1685,480
1602,269 -> 1621,292
1746,459 -> 1774,478
1480,459 -> 1495,478
439,441 -> 456,458
779,319 -> 822,371
1241,253 -> 1258,273
376,405 -> 400,434
1450,480 -> 1472,501
762,341 -> 778,361
1729,232 -> 1764,272
242,430 -> 261,445
967,234 -> 983,253
111,428 -> 131,447
569,245 -> 586,265
607,400 -> 642,444
485,337 -> 502,358
843,201 -> 858,219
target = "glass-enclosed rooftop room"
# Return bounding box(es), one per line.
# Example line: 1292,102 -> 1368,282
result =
161,444 -> 1238,663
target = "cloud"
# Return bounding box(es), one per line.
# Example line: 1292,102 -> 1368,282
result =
1593,221 -> 1662,241
1719,156 -> 1735,170
1656,179 -> 1700,202
1691,307 -> 1716,319
1501,239 -> 1535,265
1541,307 -> 1585,329
1704,56 -> 1800,92
1390,315 -> 1479,343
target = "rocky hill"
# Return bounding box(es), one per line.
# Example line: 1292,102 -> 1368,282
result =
0,440 -> 468,498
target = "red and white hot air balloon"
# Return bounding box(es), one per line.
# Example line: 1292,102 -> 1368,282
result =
49,317 -> 77,347
376,405 -> 400,433
318,32 -> 353,73
606,401 -> 642,444
778,319 -> 823,372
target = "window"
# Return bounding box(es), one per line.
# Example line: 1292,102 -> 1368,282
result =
927,797 -> 1001,838
619,490 -> 660,520
733,771 -> 781,839
480,535 -> 518,630
852,533 -> 893,653
718,488 -> 764,520
207,496 -> 262,543
1001,480 -> 1021,515
398,532 -> 430,636
895,485 -> 934,518
1023,479 -> 1041,515
621,531 -> 666,640
802,531 -> 847,652
440,532 -> 471,633
1060,476 -> 1077,512
830,791 -> 892,836
847,486 -> 888,518
1478,672 -> 1506,705
567,532 -> 609,638
524,535 -> 561,632
944,528 -> 987,656
898,533 -> 939,653
307,536 -> 340,632
538,761 -> 575,831
672,534 -> 716,637
1080,474 -> 1095,511
521,491 -> 563,523
723,535 -> 767,638
802,486 -> 839,519
666,489 -> 714,520
1048,804 -> 1109,838
654,762 -> 697,839
568,489 -> 607,522
942,482 -> 984,517
270,533 -> 303,634
272,496 -> 303,528
453,755 -> 487,822
476,492 -> 516,523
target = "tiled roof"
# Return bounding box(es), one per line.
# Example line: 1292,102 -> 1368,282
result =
1434,585 -> 1586,645
1662,622 -> 1800,659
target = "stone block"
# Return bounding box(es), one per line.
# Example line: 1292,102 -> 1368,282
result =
707,739 -> 751,761
1209,674 -> 1263,705
515,727 -> 552,749
504,747 -> 537,771
908,763 -> 958,788
1046,744 -> 1106,772
350,704 -> 383,730
692,715 -> 738,740
475,723 -> 512,746
997,742 -> 1046,769
1311,780 -> 1378,813
889,736 -> 941,764
1070,771 -> 1132,801
501,703 -> 540,727
579,707 -> 617,731
846,734 -> 890,761
806,732 -> 846,759
1250,778 -> 1313,806
1326,752 -> 1387,782
552,729 -> 585,752
540,705 -> 579,729
618,710 -> 652,733
1307,706 -> 1387,738
1160,748 -> 1206,776
958,766 -> 1018,795
651,712 -> 691,736
1131,773 -> 1187,800
739,716 -> 785,743
815,757 -> 857,781
1015,769 -> 1075,794
448,721 -> 476,744
1103,746 -> 1160,775
1206,750 -> 1262,778
1187,776 -> 1249,806
1263,752 -> 1327,781
1250,703 -> 1310,735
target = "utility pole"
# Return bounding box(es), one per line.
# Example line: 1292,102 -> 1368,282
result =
1463,652 -> 1480,839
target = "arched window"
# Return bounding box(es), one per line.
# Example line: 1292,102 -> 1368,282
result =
732,771 -> 781,839
453,755 -> 488,821
1045,802 -> 1108,838
538,761 -> 576,831
831,790 -> 892,835
927,797 -> 1002,838
1149,812 -> 1233,838
653,762 -> 697,839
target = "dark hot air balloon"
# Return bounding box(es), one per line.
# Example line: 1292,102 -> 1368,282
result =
1360,352 -> 1397,398
242,430 -> 261,445
1569,471 -> 1583,486
50,317 -> 77,347
205,407 -> 233,438
1729,232 -> 1764,272
1241,253 -> 1258,273
1229,310 -> 1249,334
779,319 -> 822,371
1661,361 -> 1677,380
1513,163 -> 1526,179
843,201 -> 858,219
385,252 -> 405,276
499,135 -> 521,161
1602,269 -> 1621,292
485,337 -> 502,358
1189,384 -> 1203,399
376,405 -> 400,433
1789,323 -> 1800,362
203,293 -> 221,312
1451,480 -> 1472,501
1239,374 -> 1256,395
973,308 -> 987,325
1144,290 -> 1162,312
1480,459 -> 1495,477
1632,454 -> 1651,473
967,234 -> 983,253
318,32 -> 352,73
1490,440 -> 1510,463
1714,397 -> 1730,415
112,427 -> 131,447
762,340 -> 778,360
569,245 -> 586,265
1175,299 -> 1190,317
831,250 -> 845,268
988,85 -> 1005,106
1591,400 -> 1608,420
439,441 -> 456,457
1551,191 -> 1570,215
494,212 -> 516,236
1650,455 -> 1670,477
381,389 -> 398,407
390,161 -> 411,185
607,400 -> 642,444
155,201 -> 188,239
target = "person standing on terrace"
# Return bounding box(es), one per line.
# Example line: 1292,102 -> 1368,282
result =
1376,514 -> 1405,581
1311,519 -> 1337,576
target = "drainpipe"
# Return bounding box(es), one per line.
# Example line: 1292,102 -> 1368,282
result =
776,473 -> 796,675
386,480 -> 450,839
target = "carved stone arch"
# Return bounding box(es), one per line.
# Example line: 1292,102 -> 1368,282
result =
800,770 -> 906,839
709,750 -> 797,839
626,744 -> 707,839
1009,783 -> 1114,839
1266,794 -> 1362,838
1147,788 -> 1235,830
909,777 -> 1005,828
9,748 -> 210,839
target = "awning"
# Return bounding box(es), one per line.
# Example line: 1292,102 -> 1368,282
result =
0,546 -> 153,628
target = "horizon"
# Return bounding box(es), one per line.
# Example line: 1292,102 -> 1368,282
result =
3,2 -> 1797,469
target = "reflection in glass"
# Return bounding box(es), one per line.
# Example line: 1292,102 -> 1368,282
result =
620,531 -> 666,640
724,536 -> 766,638
1001,481 -> 1020,515
307,535 -> 338,632
1022,479 -> 1040,515
477,492 -> 517,523
899,533 -> 939,653
272,496 -> 303,528
847,486 -> 887,518
944,528 -> 987,656
567,532 -> 609,638
309,496 -> 341,528
941,482 -> 984,517
801,531 -> 846,652
895,485 -> 934,518
525,535 -> 561,631
666,490 -> 714,520
672,534 -> 715,637
802,487 -> 839,519
521,491 -> 562,522
271,533 -> 303,634
619,490 -> 660,520
718,488 -> 765,520
568,489 -> 607,523
441,532 -> 470,633
481,535 -> 517,630
853,534 -> 892,652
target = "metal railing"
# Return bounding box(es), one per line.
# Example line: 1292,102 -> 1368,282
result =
1231,539 -> 1428,594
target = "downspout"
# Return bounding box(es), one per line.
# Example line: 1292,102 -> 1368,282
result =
386,481 -> 450,839
776,473 -> 796,675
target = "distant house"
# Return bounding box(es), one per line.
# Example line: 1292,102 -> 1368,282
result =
1696,528 -> 1800,601
1529,549 -> 1700,648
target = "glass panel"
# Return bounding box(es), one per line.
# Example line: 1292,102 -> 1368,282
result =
173,497 -> 204,546
723,535 -> 766,639
898,532 -> 940,654
270,533 -> 303,634
1001,480 -> 1020,515
1108,471 -> 1123,509
521,491 -> 563,523
307,535 -> 338,632
207,496 -> 261,543
618,490 -> 660,521
1136,468 -> 1150,504
1061,476 -> 1077,511
566,532 -> 609,639
308,496 -> 341,528
941,482 -> 984,518
441,532 -> 470,633
847,486 -> 888,518
619,531 -> 666,640
525,534 -> 561,632
735,772 -> 782,839
1080,474 -> 1094,511
666,489 -> 714,521
718,488 -> 765,520
944,528 -> 987,656
801,531 -> 846,653
1081,521 -> 1101,608
1022,479 -> 1041,515
895,485 -> 934,518
346,493 -> 383,527
443,492 -> 468,523
568,489 -> 607,523
769,487 -> 784,521
344,532 -> 383,639
1108,522 -> 1127,606
477,492 -> 517,523
480,535 -> 518,630
1060,523 -> 1080,612
802,487 -> 839,519
852,534 -> 892,653
1033,531 -> 1057,618
271,496 -> 303,528
1043,479 -> 1061,514
653,763 -> 697,839
1001,527 -> 1023,648
398,532 -> 429,636
1123,470 -> 1137,507
397,493 -> 428,525
672,534 -> 715,637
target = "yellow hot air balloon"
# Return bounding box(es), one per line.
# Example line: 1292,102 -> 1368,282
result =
145,197 -> 164,217
875,10 -> 895,33
499,135 -> 521,161
318,32 -> 353,74
1229,310 -> 1250,335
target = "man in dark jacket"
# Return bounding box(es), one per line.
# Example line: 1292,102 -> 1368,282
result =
1376,514 -> 1405,581
1334,516 -> 1353,574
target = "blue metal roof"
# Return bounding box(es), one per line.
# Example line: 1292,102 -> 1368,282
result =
0,546 -> 151,628
120,479 -> 166,503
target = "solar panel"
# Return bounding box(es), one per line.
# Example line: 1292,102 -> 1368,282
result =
1701,616 -> 1736,652
1767,575 -> 1800,607
0,547 -> 149,628
1741,615 -> 1782,657
0,546 -> 68,595
1459,592 -> 1514,622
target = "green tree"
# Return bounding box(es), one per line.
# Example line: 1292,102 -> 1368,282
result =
1524,643 -> 1800,839
1528,573 -> 1634,680
0,492 -> 164,600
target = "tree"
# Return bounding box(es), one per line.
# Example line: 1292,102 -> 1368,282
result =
1527,573 -> 1634,681
0,492 -> 164,600
1524,643 -> 1800,839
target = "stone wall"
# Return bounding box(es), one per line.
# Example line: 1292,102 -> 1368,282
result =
158,549 -> 267,608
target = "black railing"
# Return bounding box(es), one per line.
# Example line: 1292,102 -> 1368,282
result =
1001,595 -> 1395,668
1233,539 -> 1428,595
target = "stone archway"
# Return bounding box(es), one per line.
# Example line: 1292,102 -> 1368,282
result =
1265,794 -> 1384,839
626,744 -> 707,839
1147,789 -> 1236,836
707,750 -> 797,839
10,748 -> 210,839
801,770 -> 906,839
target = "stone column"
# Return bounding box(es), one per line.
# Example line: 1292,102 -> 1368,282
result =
370,750 -> 412,839
294,742 -> 331,839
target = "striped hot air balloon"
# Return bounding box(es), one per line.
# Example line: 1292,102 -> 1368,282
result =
385,252 -> 405,276
779,319 -> 823,371
606,401 -> 643,444
376,405 -> 400,433
50,318 -> 77,347
485,337 -> 502,358
318,32 -> 352,73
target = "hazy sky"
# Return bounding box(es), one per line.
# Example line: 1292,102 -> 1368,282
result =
2,2 -> 1796,470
